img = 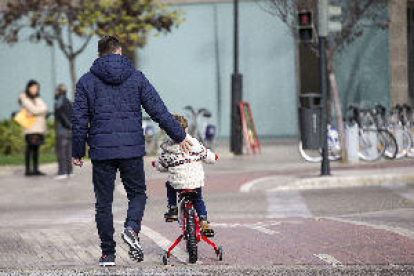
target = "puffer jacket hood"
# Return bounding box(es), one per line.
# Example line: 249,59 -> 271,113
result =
90,54 -> 135,85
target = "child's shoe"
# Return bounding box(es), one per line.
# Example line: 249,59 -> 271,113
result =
199,216 -> 214,237
164,206 -> 178,222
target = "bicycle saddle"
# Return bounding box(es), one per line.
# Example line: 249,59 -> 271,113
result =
348,105 -> 357,111
394,104 -> 403,112
403,104 -> 412,112
178,189 -> 198,201
199,109 -> 212,118
374,104 -> 386,115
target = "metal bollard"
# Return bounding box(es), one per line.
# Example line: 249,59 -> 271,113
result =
345,122 -> 359,163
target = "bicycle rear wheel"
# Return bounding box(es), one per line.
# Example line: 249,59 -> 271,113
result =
358,129 -> 386,161
185,208 -> 198,264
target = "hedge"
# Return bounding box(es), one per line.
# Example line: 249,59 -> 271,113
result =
0,118 -> 56,155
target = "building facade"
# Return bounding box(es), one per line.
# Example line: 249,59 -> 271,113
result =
0,0 -> 409,139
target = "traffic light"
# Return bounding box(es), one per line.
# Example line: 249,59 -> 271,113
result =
328,5 -> 342,33
298,11 -> 315,43
318,0 -> 342,37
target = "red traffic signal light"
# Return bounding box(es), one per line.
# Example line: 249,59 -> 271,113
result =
297,11 -> 315,43
299,12 -> 312,27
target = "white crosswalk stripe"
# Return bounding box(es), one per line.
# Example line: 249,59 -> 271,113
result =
381,182 -> 414,201
266,190 -> 313,218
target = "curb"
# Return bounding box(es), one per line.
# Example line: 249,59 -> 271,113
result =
270,173 -> 414,191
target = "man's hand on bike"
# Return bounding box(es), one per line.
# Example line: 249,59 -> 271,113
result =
179,137 -> 193,153
72,157 -> 84,167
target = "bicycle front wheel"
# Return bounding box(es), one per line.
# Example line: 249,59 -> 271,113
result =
358,129 -> 386,161
298,141 -> 341,162
381,130 -> 398,160
298,141 -> 322,163
185,208 -> 198,264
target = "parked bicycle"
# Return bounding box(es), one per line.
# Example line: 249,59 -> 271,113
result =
346,104 -> 392,161
404,104 -> 414,158
162,189 -> 223,265
389,104 -> 414,158
373,104 -> 398,159
298,124 -> 342,163
184,106 -> 216,149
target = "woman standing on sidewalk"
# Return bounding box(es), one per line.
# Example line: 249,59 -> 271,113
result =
18,80 -> 48,176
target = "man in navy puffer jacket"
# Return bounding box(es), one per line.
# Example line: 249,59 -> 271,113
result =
71,36 -> 192,267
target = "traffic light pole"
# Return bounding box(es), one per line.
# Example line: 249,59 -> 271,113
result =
319,0 -> 331,176
319,36 -> 330,176
231,0 -> 243,155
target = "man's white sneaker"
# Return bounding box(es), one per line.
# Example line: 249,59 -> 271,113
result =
54,174 -> 68,180
121,226 -> 144,262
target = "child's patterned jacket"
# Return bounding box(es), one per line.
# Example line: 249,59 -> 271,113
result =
154,134 -> 217,189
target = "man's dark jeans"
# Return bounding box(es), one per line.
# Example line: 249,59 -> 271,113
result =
92,157 -> 147,255
166,182 -> 207,217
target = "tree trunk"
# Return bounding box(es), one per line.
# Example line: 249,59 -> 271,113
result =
329,70 -> 347,163
123,47 -> 137,67
69,57 -> 77,100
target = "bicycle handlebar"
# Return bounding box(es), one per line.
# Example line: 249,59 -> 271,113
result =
184,106 -> 195,114
185,106 -> 212,118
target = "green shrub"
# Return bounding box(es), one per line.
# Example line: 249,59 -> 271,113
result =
41,119 -> 56,154
0,119 -> 25,155
0,118 -> 56,155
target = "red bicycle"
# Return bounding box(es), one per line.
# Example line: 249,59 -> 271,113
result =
162,189 -> 223,264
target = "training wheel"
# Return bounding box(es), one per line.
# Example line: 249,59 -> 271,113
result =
217,246 -> 223,261
163,252 -> 169,265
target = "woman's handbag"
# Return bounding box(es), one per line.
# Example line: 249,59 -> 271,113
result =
14,109 -> 36,129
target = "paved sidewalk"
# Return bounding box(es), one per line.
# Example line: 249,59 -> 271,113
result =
2,139 -> 414,274
2,139 -> 414,196
3,138 -> 414,180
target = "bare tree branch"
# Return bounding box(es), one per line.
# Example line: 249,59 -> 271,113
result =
73,35 -> 92,57
263,0 -> 390,59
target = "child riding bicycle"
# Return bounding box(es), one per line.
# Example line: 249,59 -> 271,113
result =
153,114 -> 218,236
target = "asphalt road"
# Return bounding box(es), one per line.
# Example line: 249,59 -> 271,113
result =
1,156 -> 414,275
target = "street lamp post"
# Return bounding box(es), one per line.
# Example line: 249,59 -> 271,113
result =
319,0 -> 331,176
231,0 -> 243,155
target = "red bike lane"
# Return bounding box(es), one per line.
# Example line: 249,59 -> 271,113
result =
143,217 -> 414,266
144,169 -> 414,266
